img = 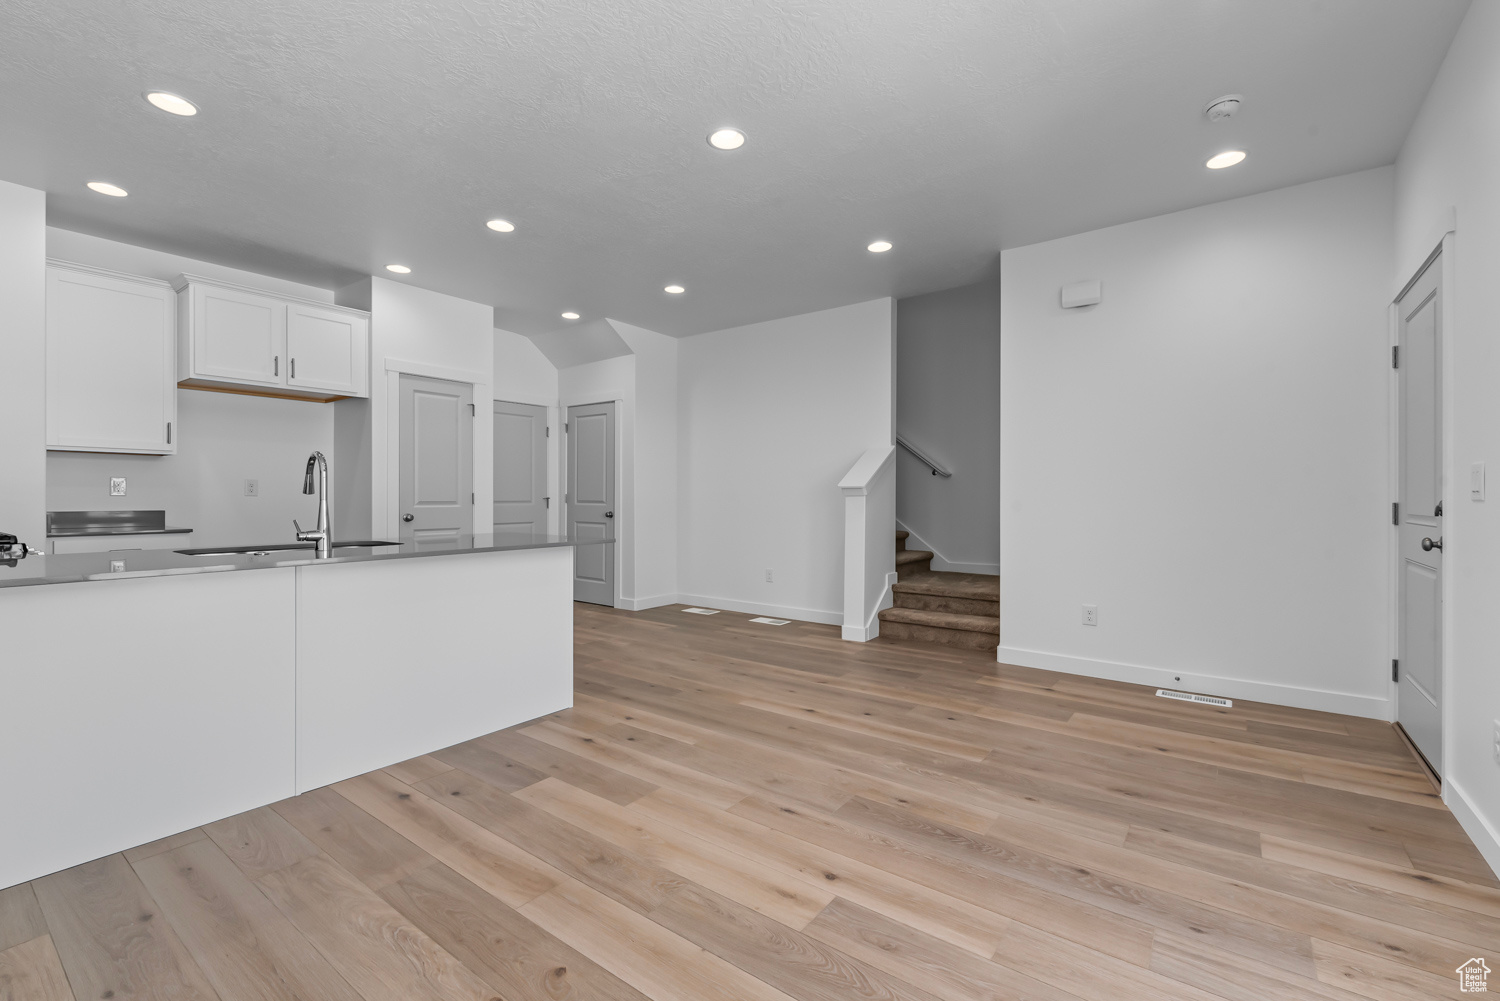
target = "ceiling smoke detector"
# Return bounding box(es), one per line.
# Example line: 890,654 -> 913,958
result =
1204,94 -> 1243,122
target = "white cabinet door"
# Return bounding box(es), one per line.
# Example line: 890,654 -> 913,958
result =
46,264 -> 177,454
286,303 -> 368,396
188,282 -> 285,387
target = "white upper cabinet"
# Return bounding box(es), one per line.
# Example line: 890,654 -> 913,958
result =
175,275 -> 369,400
46,262 -> 177,454
286,302 -> 368,396
184,282 -> 285,387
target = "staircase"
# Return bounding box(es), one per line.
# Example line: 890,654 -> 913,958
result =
880,530 -> 999,650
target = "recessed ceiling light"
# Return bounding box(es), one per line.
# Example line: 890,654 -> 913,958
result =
144,91 -> 197,116
707,128 -> 745,151
86,181 -> 128,197
561,311 -> 580,320
1206,150 -> 1247,169
385,264 -> 411,274
664,284 -> 686,294
486,219 -> 515,233
867,240 -> 893,253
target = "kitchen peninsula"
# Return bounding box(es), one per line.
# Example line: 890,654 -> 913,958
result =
0,533 -> 603,890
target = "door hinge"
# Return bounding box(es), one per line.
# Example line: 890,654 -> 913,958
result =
564,493 -> 569,504
1392,501 -> 1399,526
546,426 -> 550,437
1392,658 -> 1399,683
469,403 -> 476,417
1435,500 -> 1443,518
471,492 -> 475,504
1392,345 -> 1400,369
544,496 -> 550,508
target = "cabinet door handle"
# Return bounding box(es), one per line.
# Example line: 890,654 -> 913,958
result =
166,422 -> 172,444
290,358 -> 296,379
274,356 -> 279,376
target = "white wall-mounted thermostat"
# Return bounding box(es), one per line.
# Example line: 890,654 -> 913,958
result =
1061,280 -> 1102,309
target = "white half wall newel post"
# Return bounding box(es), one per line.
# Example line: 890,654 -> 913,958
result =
840,445 -> 897,642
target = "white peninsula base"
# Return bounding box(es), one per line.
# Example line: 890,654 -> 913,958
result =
0,544 -> 574,890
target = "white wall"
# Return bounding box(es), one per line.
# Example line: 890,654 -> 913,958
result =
1000,167 -> 1395,718
47,229 -> 336,302
1395,0 -> 1500,876
337,277 -> 494,540
896,277 -> 1002,574
43,230 -> 337,546
494,327 -> 559,406
611,321 -> 680,608
0,182 -> 46,549
677,298 -> 895,623
47,392 -> 333,547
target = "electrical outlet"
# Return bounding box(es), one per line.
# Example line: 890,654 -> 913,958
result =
109,477 -> 127,497
109,560 -> 125,573
764,568 -> 774,583
244,478 -> 259,497
1082,604 -> 1098,626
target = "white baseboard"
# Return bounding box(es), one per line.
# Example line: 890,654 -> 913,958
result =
617,594 -> 679,611
844,572 -> 898,642
674,593 -> 841,626
1446,777 -> 1500,882
896,521 -> 998,576
994,645 -> 1392,720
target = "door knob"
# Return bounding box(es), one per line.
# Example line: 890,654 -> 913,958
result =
402,513 -> 415,523
604,511 -> 614,518
1421,536 -> 1443,552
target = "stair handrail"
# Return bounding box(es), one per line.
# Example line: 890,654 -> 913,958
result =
897,434 -> 952,477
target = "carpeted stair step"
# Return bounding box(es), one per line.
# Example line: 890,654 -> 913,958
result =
895,548 -> 933,578
893,570 -> 998,614
893,591 -> 998,617
878,607 -> 999,651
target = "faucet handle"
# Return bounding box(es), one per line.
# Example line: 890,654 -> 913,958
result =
293,518 -> 304,536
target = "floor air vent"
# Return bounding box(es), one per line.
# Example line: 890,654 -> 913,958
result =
1156,689 -> 1233,708
682,607 -> 720,615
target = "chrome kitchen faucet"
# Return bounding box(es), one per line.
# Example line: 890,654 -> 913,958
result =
294,451 -> 333,557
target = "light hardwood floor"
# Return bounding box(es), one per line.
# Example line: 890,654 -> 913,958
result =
4,603 -> 1497,1001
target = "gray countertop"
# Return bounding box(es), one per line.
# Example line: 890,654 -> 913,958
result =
45,509 -> 193,537
0,533 -> 608,589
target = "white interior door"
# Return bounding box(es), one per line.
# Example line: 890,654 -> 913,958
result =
398,374 -> 474,547
493,400 -> 548,535
1396,252 -> 1443,776
567,401 -> 615,605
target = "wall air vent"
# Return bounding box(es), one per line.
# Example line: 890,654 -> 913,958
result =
1156,689 -> 1233,707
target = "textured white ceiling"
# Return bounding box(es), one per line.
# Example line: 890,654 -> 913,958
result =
0,0 -> 1470,337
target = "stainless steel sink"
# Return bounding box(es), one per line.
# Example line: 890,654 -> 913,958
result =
175,541 -> 400,557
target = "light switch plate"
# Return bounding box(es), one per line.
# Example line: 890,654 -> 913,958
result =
1473,462 -> 1486,501
109,477 -> 127,497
